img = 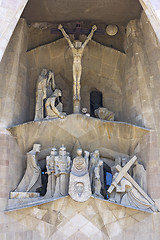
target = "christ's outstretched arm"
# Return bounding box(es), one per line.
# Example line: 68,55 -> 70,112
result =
82,25 -> 97,48
58,24 -> 74,48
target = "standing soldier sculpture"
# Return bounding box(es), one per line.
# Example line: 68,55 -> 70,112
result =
58,24 -> 97,112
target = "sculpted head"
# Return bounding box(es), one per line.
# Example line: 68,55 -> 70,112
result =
33,144 -> 41,152
53,89 -> 62,97
77,148 -> 82,156
121,157 -> 128,167
59,145 -> 67,156
51,147 -> 57,156
93,150 -> 99,158
41,68 -> 48,76
73,40 -> 82,48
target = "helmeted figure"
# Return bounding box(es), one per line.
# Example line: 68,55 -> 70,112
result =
54,145 -> 71,198
45,147 -> 57,197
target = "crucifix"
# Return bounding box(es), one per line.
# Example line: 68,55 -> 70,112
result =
51,23 -> 100,113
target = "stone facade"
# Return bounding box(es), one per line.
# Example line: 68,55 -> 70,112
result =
0,1 -> 160,240
123,12 -> 160,209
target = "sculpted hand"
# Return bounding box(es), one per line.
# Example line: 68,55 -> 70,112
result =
92,25 -> 97,32
58,24 -> 63,30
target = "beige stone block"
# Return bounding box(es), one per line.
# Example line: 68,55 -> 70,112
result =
90,230 -> 108,240
49,230 -> 66,240
81,202 -> 98,220
68,230 -> 90,240
69,213 -> 89,230
90,213 -> 105,230
35,220 -> 56,239
80,221 -> 100,237
118,216 -> 137,229
17,214 -> 40,231
58,220 -> 79,238
27,207 -> 47,220
105,221 -> 122,238
101,63 -> 115,79
112,208 -> 127,219
41,211 -> 59,225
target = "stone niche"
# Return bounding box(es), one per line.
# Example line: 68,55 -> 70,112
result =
7,114 -> 154,212
27,36 -> 125,121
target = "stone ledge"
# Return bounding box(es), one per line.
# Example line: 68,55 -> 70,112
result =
5,195 -> 153,213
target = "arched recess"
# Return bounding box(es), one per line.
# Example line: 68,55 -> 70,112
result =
0,0 -> 160,63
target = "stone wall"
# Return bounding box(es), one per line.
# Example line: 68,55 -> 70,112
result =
0,0 -> 28,62
1,196 -> 160,240
122,12 -> 160,208
27,37 -> 125,121
0,18 -> 29,128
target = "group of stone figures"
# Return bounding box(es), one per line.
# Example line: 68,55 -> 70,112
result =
13,144 -> 104,203
109,155 -> 156,211
34,69 -> 66,121
34,68 -> 115,121
12,144 -> 157,211
34,23 -> 115,120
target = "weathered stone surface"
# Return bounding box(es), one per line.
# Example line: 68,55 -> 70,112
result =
69,149 -> 91,202
10,192 -> 40,199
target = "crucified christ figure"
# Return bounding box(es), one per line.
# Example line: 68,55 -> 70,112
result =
58,24 -> 97,100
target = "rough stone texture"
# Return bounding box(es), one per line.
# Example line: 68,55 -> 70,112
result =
1,196 -> 160,240
139,0 -> 160,42
27,37 -> 126,121
122,12 -> 160,208
22,0 -> 142,25
10,192 -> 40,199
0,129 -> 24,211
0,18 -> 29,128
0,0 -> 28,62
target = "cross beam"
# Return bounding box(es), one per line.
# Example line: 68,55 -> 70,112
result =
108,156 -> 137,194
51,22 -> 105,40
107,155 -> 155,207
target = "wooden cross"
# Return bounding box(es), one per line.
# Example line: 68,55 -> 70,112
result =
51,22 -> 105,40
107,156 -> 155,206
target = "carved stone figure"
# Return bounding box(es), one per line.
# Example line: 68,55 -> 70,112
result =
111,156 -> 122,175
133,160 -> 147,192
45,147 -> 57,197
58,24 -> 97,101
108,156 -> 156,211
69,149 -> 91,202
95,107 -> 115,121
34,69 -> 55,121
89,150 -> 103,197
45,89 -> 66,119
15,144 -> 42,193
93,160 -> 103,198
54,145 -> 71,198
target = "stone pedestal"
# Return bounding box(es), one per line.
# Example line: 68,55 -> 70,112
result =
73,99 -> 80,113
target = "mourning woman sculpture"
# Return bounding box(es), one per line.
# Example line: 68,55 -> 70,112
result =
34,69 -> 55,121
15,144 -> 42,193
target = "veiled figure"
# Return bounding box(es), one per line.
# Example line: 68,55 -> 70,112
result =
34,69 -> 55,121
15,144 -> 42,193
